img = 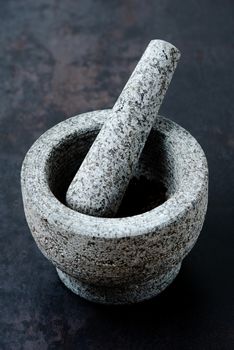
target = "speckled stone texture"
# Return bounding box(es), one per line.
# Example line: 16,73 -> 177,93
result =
66,41 -> 180,217
21,110 -> 208,304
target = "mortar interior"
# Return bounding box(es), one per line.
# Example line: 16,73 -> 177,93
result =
46,128 -> 175,218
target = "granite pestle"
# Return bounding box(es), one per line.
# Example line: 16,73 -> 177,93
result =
66,40 -> 181,217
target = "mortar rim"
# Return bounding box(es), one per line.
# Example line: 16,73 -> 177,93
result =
21,110 -> 208,239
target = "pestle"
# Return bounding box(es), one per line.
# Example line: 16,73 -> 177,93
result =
66,40 -> 181,217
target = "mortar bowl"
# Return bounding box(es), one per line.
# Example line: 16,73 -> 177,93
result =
21,110 -> 208,304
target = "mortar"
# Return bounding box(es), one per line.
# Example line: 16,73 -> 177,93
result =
21,109 -> 208,304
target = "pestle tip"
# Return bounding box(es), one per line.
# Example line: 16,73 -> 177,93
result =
149,39 -> 181,53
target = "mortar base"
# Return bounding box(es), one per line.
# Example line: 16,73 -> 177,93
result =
56,263 -> 181,304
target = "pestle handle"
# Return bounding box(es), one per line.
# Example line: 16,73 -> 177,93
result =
113,40 -> 180,119
66,40 -> 181,217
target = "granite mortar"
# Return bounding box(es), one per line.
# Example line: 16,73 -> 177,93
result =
21,110 -> 208,304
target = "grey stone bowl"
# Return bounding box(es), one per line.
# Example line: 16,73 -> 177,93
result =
21,110 -> 208,304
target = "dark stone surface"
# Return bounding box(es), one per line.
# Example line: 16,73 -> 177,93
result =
0,0 -> 233,349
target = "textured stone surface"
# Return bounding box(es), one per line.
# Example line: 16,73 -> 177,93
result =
66,40 -> 180,216
56,263 -> 181,305
21,110 -> 208,304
